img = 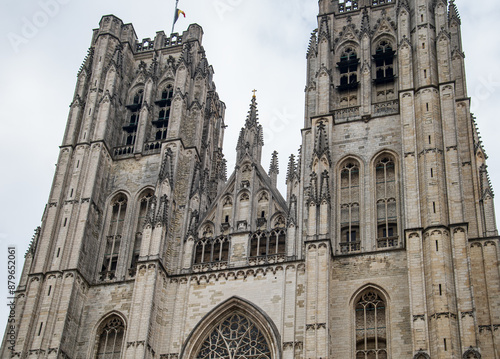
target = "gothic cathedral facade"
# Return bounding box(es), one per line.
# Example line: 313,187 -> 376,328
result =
2,0 -> 500,358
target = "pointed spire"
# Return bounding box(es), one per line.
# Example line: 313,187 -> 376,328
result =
397,0 -> 410,16
449,0 -> 461,24
320,170 -> 330,202
313,121 -> 330,162
360,8 -> 371,35
269,150 -> 279,187
297,146 -> 302,179
159,148 -> 174,184
269,151 -> 279,175
25,227 -> 41,258
307,172 -> 318,204
156,194 -> 169,226
318,15 -> 330,42
236,91 -> 264,164
245,90 -> 259,129
307,29 -> 318,58
286,154 -> 297,182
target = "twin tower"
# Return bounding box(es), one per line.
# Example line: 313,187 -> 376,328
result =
3,1 -> 499,358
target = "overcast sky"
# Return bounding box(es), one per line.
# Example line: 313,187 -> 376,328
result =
0,0 -> 499,333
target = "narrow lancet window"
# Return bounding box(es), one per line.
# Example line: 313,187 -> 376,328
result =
338,47 -> 360,91
373,41 -> 395,84
101,195 -> 127,279
340,160 -> 361,253
375,156 -> 398,248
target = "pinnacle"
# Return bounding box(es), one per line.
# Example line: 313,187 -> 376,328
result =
269,151 -> 279,175
449,0 -> 461,23
245,92 -> 259,129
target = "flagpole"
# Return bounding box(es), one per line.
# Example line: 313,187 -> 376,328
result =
171,0 -> 179,35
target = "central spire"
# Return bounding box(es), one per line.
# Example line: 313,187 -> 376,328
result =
245,91 -> 260,129
237,91 -> 264,163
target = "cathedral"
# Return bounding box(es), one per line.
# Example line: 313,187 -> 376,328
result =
3,0 -> 500,358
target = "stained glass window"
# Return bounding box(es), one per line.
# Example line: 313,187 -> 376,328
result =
196,313 -> 271,359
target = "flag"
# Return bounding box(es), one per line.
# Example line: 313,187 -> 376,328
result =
174,9 -> 186,24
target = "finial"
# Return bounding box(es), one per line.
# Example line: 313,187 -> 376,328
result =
252,89 -> 257,98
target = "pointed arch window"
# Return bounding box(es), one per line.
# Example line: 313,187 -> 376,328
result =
193,236 -> 230,265
372,0 -> 393,5
129,191 -> 154,275
95,316 -> 125,359
101,195 -> 127,280
123,89 -> 144,148
340,160 -> 361,253
355,290 -> 388,359
153,85 -> 173,140
375,156 -> 398,248
373,41 -> 395,84
249,229 -> 286,258
196,313 -> 271,359
337,47 -> 359,91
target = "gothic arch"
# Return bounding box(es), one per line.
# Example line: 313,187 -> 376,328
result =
180,296 -> 282,359
350,283 -> 391,306
335,39 -> 360,54
372,34 -> 397,53
351,285 -> 391,359
463,347 -> 482,358
133,186 -> 156,202
199,221 -> 215,238
370,150 -> 400,249
336,156 -> 364,253
413,351 -> 431,359
99,191 -> 131,280
88,311 -> 127,359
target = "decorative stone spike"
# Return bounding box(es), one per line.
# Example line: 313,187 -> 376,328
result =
449,0 -> 461,23
286,154 -> 297,182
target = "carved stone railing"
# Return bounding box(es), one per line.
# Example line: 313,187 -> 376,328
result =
248,254 -> 286,266
377,236 -> 399,249
114,145 -> 134,158
334,106 -> 361,123
339,241 -> 361,254
373,100 -> 399,116
192,261 -> 228,273
144,141 -> 162,155
99,270 -> 116,281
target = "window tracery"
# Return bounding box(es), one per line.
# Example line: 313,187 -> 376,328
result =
340,160 -> 361,253
375,156 -> 398,248
196,313 -> 271,359
249,229 -> 286,258
373,41 -> 395,84
101,195 -> 127,279
337,47 -> 360,92
355,290 -> 388,359
129,191 -> 153,275
193,236 -> 230,264
95,316 -> 125,359
153,85 -> 173,140
123,89 -> 144,148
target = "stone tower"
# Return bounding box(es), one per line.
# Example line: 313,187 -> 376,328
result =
2,1 -> 500,359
